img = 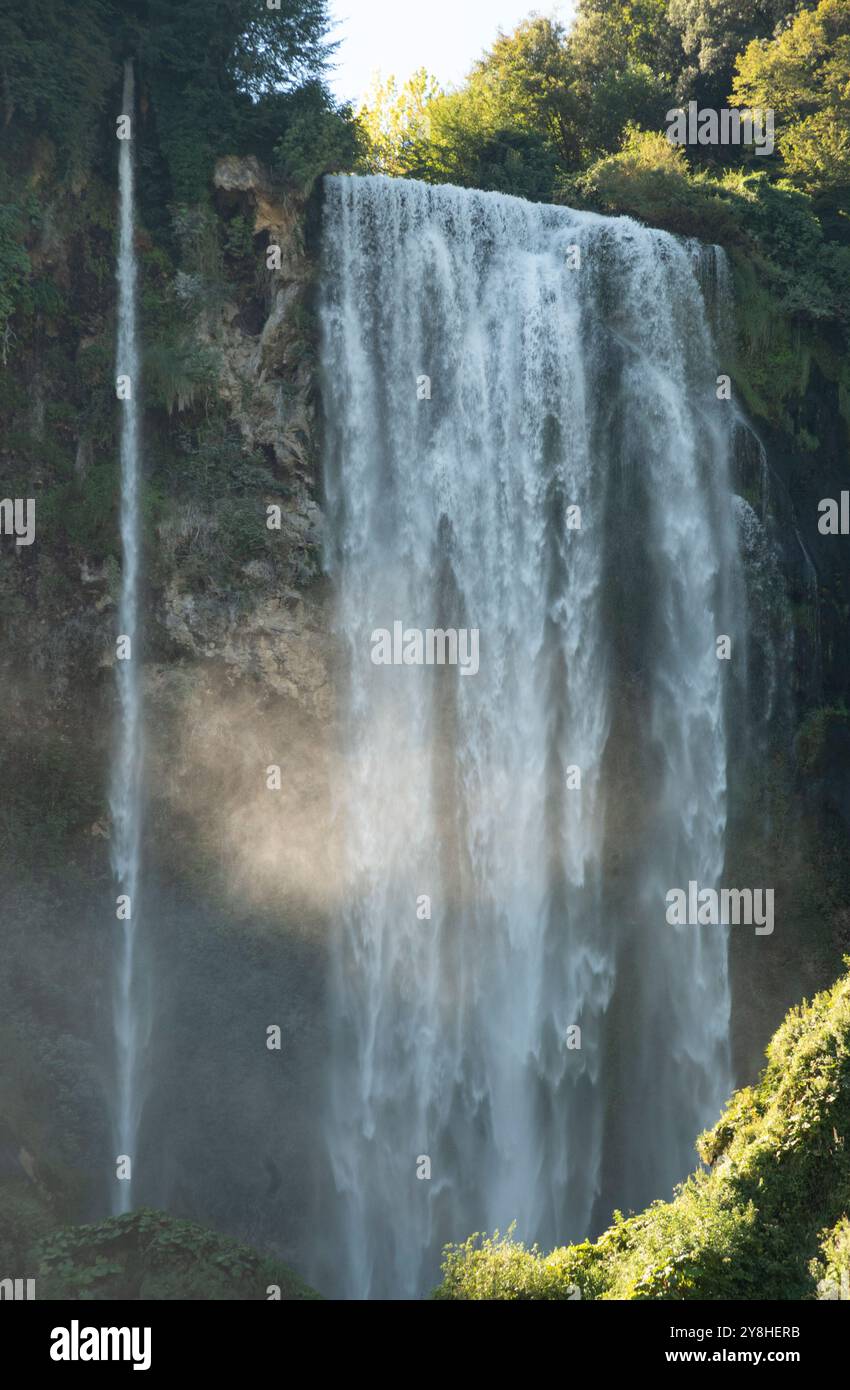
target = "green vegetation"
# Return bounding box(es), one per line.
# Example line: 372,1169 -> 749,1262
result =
16,1207 -> 321,1300
356,4 -> 825,196
0,735 -> 104,869
273,80 -> 361,195
668,0 -> 805,109
810,1214 -> 850,1295
0,0 -> 351,197
0,0 -> 118,180
355,70 -> 442,178
733,0 -> 850,210
0,202 -> 31,343
435,965 -> 850,1299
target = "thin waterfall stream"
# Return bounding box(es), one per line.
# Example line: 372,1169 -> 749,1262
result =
110,58 -> 144,1215
319,175 -> 746,1299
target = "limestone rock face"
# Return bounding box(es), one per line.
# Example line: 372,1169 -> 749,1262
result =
159,579 -> 332,719
145,154 -> 332,729
142,157 -> 336,917
211,155 -> 315,477
214,156 -> 293,236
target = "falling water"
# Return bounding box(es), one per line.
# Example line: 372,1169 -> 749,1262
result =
320,176 -> 745,1299
110,59 -> 144,1215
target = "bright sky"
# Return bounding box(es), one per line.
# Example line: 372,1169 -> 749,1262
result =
326,0 -> 576,107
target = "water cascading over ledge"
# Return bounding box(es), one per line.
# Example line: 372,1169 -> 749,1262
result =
319,174 -> 748,1299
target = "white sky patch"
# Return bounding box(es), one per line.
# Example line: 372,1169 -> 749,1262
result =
326,0 -> 576,106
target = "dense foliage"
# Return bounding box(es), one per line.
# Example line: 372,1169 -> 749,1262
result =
357,2 -> 831,197
732,0 -> 850,211
0,0 -> 348,194
0,0 -> 352,317
435,966 -> 850,1299
32,1208 -> 321,1299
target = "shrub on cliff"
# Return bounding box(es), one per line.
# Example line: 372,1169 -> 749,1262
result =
33,1208 -> 321,1301
273,81 -> 361,195
434,965 -> 850,1299
567,130 -> 850,324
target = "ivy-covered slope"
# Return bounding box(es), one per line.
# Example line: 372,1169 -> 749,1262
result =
435,966 -> 850,1300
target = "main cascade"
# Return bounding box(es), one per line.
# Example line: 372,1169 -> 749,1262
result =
110,59 -> 144,1215
320,175 -> 746,1299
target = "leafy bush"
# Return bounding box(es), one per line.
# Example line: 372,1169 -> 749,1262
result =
33,1208 -> 322,1300
436,1225 -> 594,1301
0,1182 -> 55,1276
274,81 -> 360,194
435,965 -> 850,1299
563,128 -> 737,236
569,129 -> 850,320
810,1215 -> 850,1297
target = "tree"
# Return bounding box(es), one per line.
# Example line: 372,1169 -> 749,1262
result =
732,0 -> 850,210
450,12 -> 673,175
275,81 -> 360,194
668,0 -> 814,106
466,128 -> 559,201
0,0 -> 344,200
404,14 -> 664,189
570,0 -> 685,83
0,0 -> 116,178
356,70 -> 442,177
131,0 -> 335,94
463,16 -> 582,166
124,0 -> 341,200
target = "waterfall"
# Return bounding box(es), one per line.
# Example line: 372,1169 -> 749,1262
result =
110,59 -> 144,1215
319,175 -> 745,1299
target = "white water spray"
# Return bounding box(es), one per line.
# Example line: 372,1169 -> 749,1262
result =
110,59 -> 144,1215
320,176 -> 745,1299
